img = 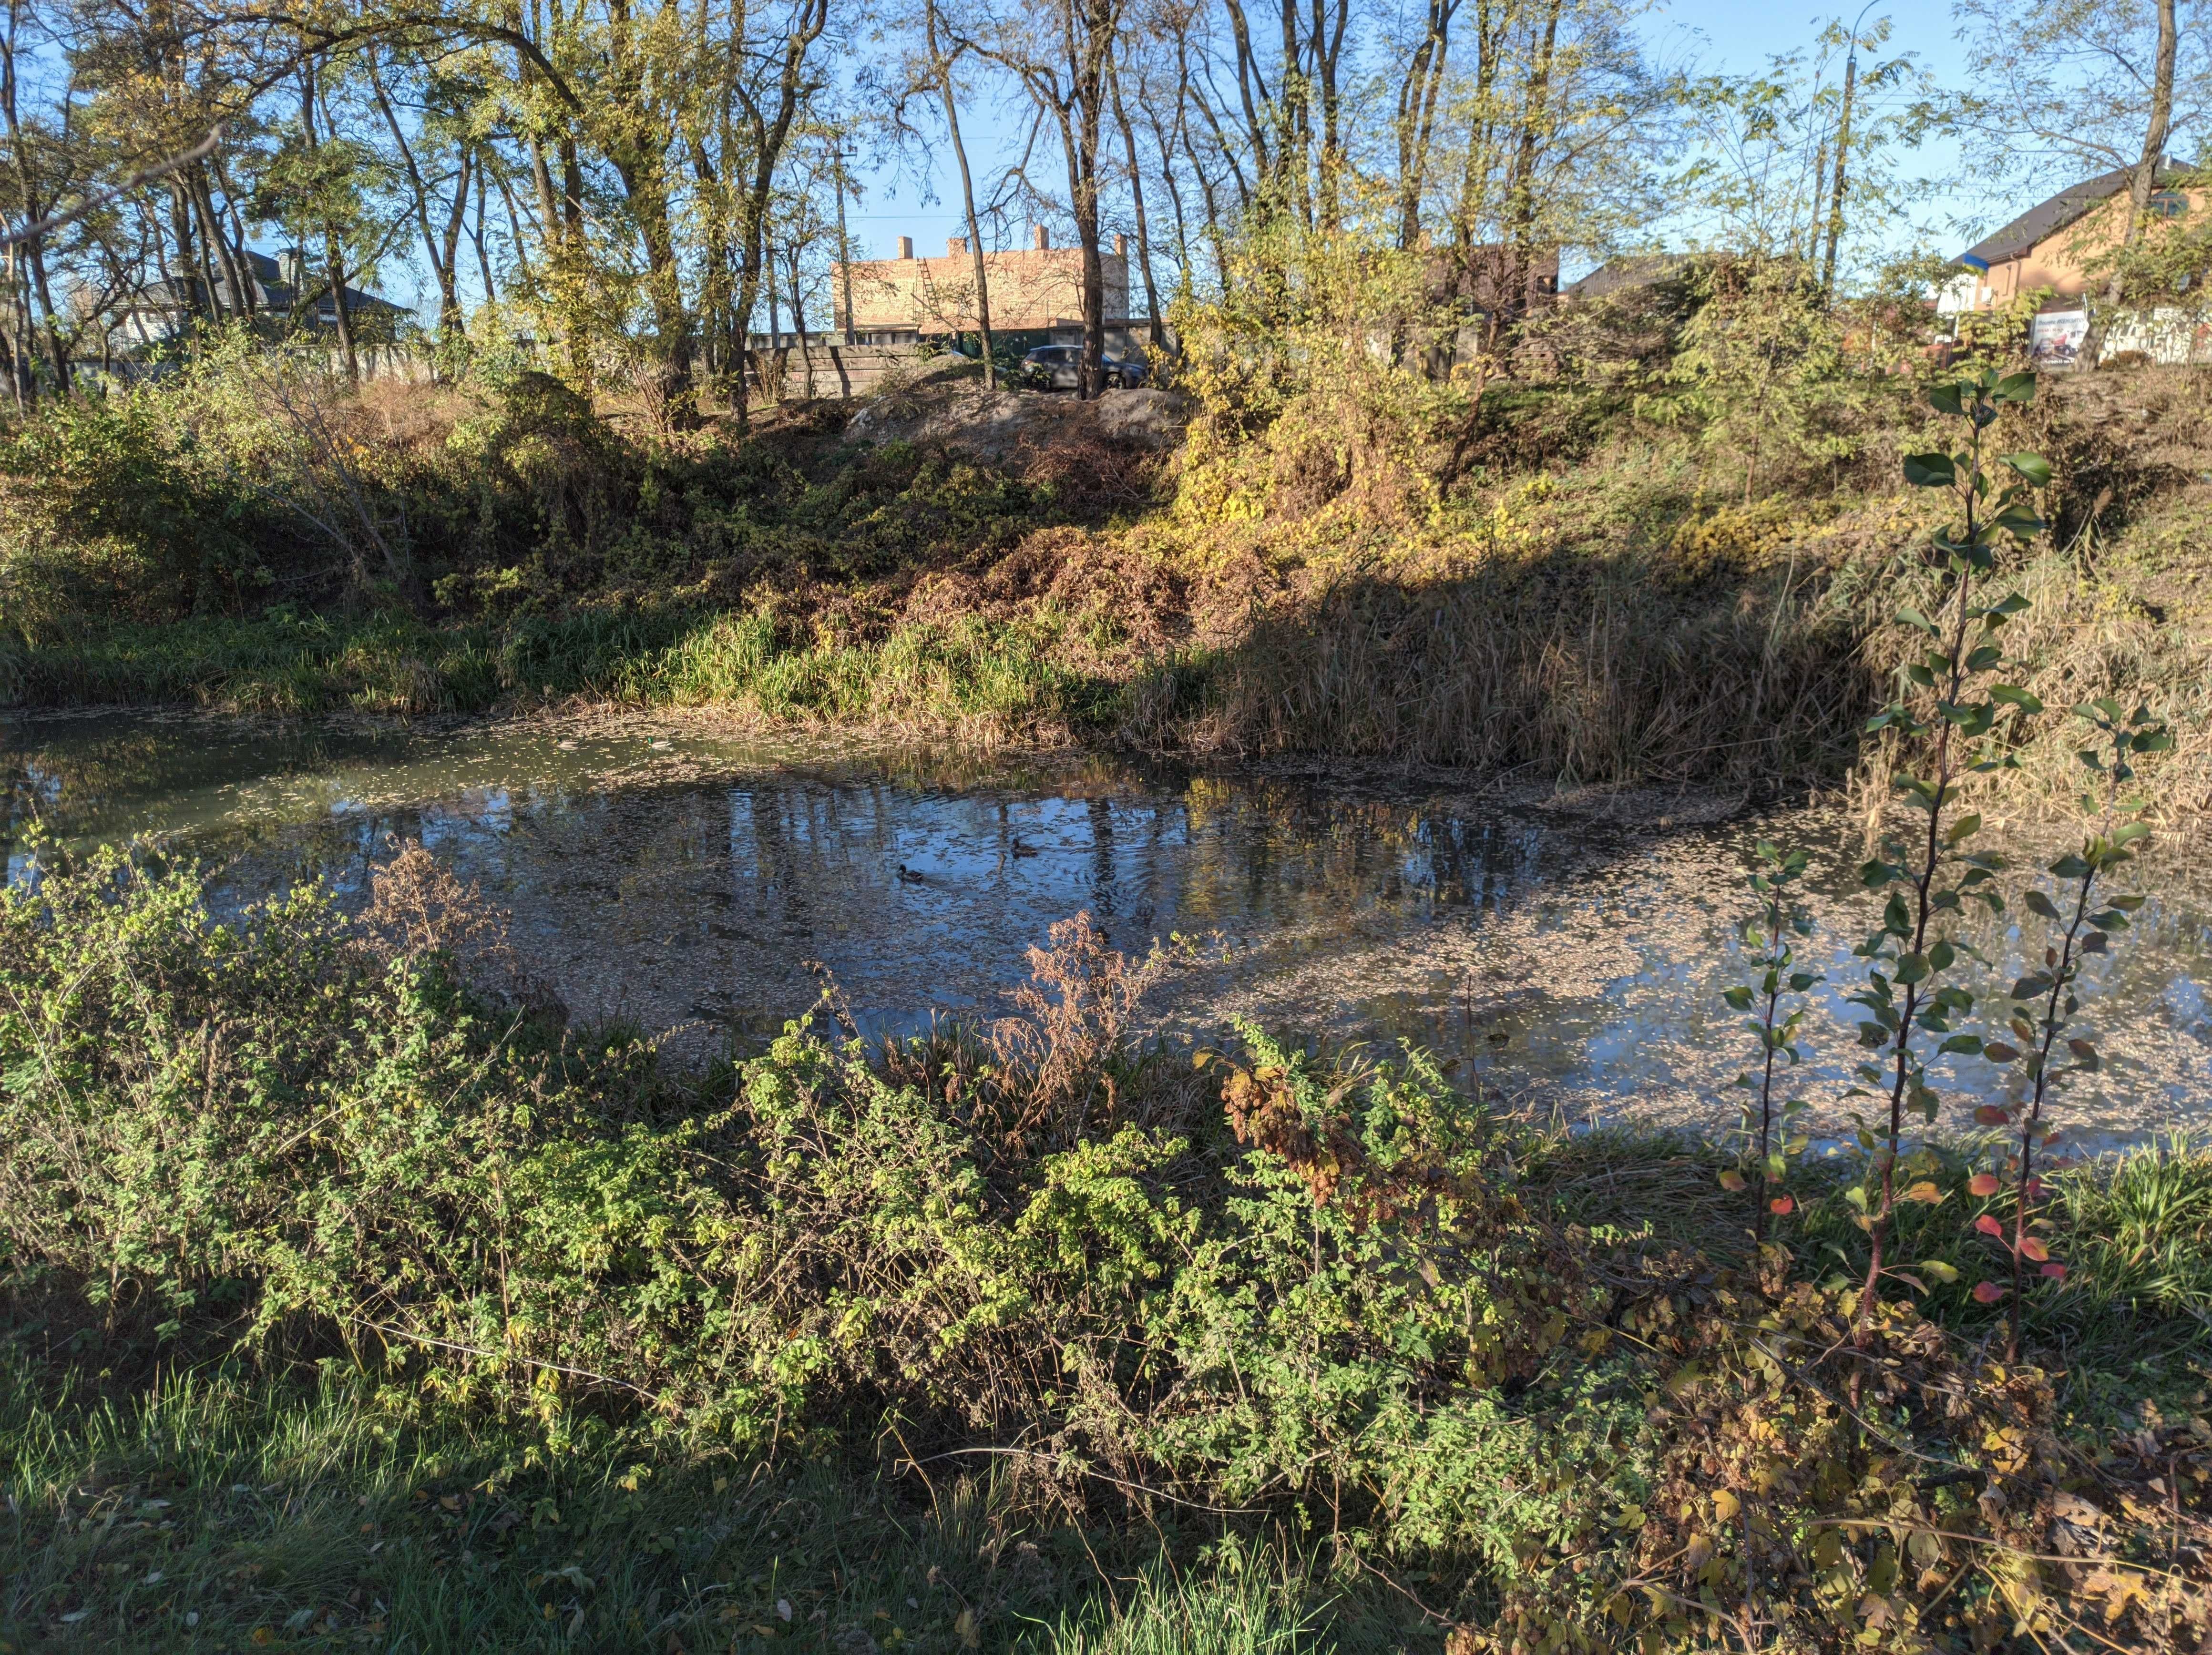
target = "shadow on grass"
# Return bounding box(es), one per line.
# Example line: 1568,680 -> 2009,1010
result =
1123,553 -> 1876,790
0,1355 -> 1424,1655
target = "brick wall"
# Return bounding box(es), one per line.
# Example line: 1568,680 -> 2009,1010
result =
834,239 -> 1129,335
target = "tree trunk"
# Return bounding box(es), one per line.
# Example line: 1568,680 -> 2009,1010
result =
1053,0 -> 1117,399
369,55 -> 466,356
1449,0 -> 1504,305
2083,0 -> 2178,370
603,0 -> 694,423
1498,0 -> 1562,345
1182,92 -> 1230,291
1817,46 -> 1857,297
689,140 -> 729,389
1144,101 -> 1194,290
3,26 -> 72,396
301,62 -> 358,382
927,0 -> 996,386
786,242 -> 814,398
728,0 -> 830,431
1310,0 -> 1350,229
442,147 -> 473,326
214,152 -> 260,316
1395,0 -> 1456,250
473,160 -> 497,307
190,165 -> 248,323
170,176 -> 216,327
1213,0 -> 1273,190
325,231 -> 359,382
1108,57 -> 1164,352
24,236 -> 64,393
1276,0 -> 1309,224
1,251 -> 26,409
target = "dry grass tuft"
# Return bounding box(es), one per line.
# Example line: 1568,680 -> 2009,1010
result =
354,838 -> 565,1017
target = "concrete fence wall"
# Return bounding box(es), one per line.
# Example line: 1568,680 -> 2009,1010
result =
347,345 -> 433,383
745,342 -> 929,401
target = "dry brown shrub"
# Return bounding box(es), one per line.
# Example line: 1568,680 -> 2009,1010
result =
875,912 -> 1203,1163
1221,1059 -> 1357,1205
351,376 -> 472,457
353,838 -> 565,1017
1009,427 -> 1159,508
985,911 -> 1169,1149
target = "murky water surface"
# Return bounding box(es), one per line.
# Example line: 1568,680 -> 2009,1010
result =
7,710 -> 2208,1149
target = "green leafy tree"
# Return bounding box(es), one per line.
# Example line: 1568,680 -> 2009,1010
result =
1969,696 -> 2169,1359
1844,366 -> 2048,1368
1717,839 -> 1816,1246
1663,259 -> 1859,504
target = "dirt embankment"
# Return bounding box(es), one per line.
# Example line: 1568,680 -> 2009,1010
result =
841,358 -> 1192,463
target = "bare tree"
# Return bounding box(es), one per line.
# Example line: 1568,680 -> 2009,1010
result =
924,0 -> 998,383
983,0 -> 1127,398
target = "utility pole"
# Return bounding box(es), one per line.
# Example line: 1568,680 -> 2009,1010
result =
831,143 -> 857,344
1819,2 -> 1880,300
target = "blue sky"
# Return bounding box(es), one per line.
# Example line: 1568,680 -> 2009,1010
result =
839,2 -> 1990,275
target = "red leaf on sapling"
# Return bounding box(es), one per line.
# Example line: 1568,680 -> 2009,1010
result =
1968,1173 -> 2001,1197
1972,1281 -> 2007,1304
1974,1106 -> 2010,1126
1769,1195 -> 1794,1216
2017,1236 -> 2050,1262
1974,1215 -> 2006,1238
2039,1263 -> 2069,1280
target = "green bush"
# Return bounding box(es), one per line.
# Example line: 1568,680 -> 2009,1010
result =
0,395 -> 263,627
3,845 -> 2206,1649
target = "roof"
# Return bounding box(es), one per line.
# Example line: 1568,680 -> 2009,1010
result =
1961,163 -> 2185,269
1561,253 -> 1694,300
131,248 -> 407,318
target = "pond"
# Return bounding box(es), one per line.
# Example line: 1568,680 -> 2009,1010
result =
6,708 -> 2208,1151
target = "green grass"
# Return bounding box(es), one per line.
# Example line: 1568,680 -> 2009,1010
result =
1022,1558 -> 1336,1655
0,1356 -> 1398,1655
3,606 -> 1116,739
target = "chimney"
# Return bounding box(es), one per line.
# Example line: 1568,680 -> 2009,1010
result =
897,235 -> 914,260
947,235 -> 967,256
280,247 -> 306,291
1033,224 -> 1050,251
1113,233 -> 1127,256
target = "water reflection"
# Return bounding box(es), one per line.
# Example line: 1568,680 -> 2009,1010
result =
5,710 -> 2208,1148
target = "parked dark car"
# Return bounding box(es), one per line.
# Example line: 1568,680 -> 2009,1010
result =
1021,344 -> 1147,391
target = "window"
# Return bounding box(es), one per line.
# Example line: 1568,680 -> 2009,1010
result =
2150,190 -> 2190,218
